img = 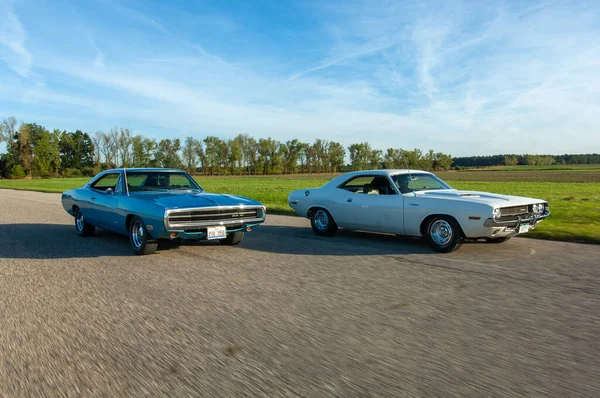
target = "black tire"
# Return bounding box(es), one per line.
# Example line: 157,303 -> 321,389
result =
485,237 -> 511,243
220,231 -> 244,245
425,215 -> 463,253
74,207 -> 95,237
310,208 -> 338,237
129,216 -> 158,255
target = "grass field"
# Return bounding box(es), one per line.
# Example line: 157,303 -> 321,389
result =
1,169 -> 598,244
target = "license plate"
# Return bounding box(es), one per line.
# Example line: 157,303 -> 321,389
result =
518,224 -> 530,234
207,226 -> 227,240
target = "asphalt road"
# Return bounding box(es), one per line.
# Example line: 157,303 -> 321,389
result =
1,189 -> 599,397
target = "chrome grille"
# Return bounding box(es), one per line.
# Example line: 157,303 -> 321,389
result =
499,205 -> 530,217
168,209 -> 258,223
166,206 -> 265,228
497,213 -> 533,223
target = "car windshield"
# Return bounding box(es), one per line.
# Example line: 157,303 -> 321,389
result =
391,173 -> 451,194
125,171 -> 201,192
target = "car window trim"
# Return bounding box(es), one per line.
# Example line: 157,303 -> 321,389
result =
337,174 -> 399,195
124,171 -> 202,191
390,172 -> 451,192
90,172 -> 121,193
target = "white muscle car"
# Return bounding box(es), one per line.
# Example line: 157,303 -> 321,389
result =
287,170 -> 550,252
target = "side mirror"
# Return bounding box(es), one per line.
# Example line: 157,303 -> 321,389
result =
105,187 -> 114,195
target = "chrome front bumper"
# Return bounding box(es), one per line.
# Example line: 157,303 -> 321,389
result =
484,211 -> 550,228
161,222 -> 263,240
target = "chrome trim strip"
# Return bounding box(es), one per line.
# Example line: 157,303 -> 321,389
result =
167,204 -> 265,214
165,205 -> 266,229
167,218 -> 265,229
484,211 -> 550,228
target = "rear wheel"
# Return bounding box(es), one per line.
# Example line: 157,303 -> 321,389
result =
74,208 -> 95,237
220,231 -> 244,245
310,209 -> 338,237
425,216 -> 463,253
129,216 -> 158,255
485,237 -> 511,243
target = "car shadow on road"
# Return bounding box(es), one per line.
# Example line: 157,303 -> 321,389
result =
1,223 -> 441,259
0,223 -> 135,259
245,225 -> 437,256
0,223 -> 228,259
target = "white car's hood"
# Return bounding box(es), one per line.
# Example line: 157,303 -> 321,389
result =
417,189 -> 544,207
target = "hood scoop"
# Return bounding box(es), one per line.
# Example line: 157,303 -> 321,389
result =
459,193 -> 480,197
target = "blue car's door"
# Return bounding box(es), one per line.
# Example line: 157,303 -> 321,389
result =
87,171 -> 123,231
92,191 -> 122,232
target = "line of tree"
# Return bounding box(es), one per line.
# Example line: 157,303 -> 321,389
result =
0,117 -> 455,179
453,153 -> 600,168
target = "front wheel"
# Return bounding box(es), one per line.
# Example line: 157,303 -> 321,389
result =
74,208 -> 95,237
220,231 -> 244,245
129,216 -> 158,255
310,209 -> 338,237
425,216 -> 463,253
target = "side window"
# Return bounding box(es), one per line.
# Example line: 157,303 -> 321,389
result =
90,173 -> 120,192
339,175 -> 396,195
339,176 -> 376,193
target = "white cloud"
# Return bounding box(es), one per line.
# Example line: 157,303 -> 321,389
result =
1,0 -> 600,156
0,0 -> 32,77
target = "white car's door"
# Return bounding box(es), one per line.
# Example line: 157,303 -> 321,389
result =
336,175 -> 405,234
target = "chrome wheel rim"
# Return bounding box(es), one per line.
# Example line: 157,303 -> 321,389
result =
314,210 -> 329,231
76,210 -> 84,231
131,221 -> 144,248
430,220 -> 453,246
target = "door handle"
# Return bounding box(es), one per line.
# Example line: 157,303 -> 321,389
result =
347,198 -> 353,202
90,197 -> 97,201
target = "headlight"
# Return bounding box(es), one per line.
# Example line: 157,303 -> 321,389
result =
493,208 -> 501,220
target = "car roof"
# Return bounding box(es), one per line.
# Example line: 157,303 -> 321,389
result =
103,168 -> 186,173
322,169 -> 432,188
344,169 -> 431,177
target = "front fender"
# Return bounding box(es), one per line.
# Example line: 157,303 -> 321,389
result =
118,198 -> 167,239
413,210 -> 491,238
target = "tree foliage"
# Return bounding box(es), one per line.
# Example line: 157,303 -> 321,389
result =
22,116 -> 599,180
454,153 -> 599,168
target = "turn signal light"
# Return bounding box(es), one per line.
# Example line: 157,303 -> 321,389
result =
170,232 -> 178,238
246,227 -> 253,232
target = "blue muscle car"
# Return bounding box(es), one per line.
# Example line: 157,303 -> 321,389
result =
61,168 -> 267,255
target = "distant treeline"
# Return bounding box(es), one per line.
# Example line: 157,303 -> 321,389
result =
453,154 -> 600,168
0,117 -> 453,179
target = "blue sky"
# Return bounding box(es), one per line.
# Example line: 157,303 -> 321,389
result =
1,0 -> 599,156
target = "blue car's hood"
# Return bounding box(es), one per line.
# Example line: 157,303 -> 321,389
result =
131,191 -> 262,209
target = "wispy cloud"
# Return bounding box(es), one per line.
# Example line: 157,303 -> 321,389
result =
89,40 -> 105,68
0,0 -> 32,78
1,0 -> 599,156
287,39 -> 401,81
111,2 -> 167,34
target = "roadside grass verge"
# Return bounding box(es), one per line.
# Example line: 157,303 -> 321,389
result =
1,174 -> 598,244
